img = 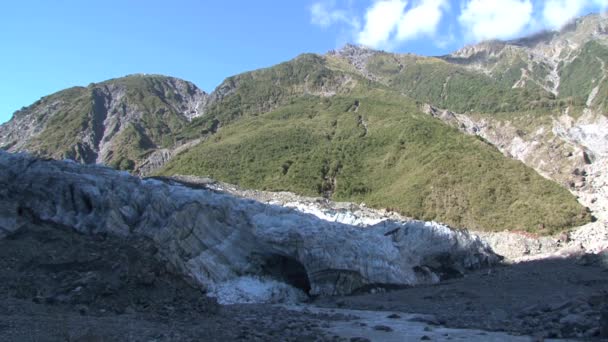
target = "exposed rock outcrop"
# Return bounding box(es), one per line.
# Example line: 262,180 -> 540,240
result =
136,138 -> 205,176
0,151 -> 499,301
328,44 -> 379,81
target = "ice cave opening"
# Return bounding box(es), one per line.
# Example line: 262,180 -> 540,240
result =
261,254 -> 311,295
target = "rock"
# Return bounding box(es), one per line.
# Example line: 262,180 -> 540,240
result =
136,270 -> 156,286
548,300 -> 573,312
601,307 -> 608,338
588,294 -> 608,309
75,304 -> 89,315
0,152 -> 499,301
520,304 -> 540,314
407,314 -> 441,326
71,331 -> 105,342
557,232 -> 570,244
585,327 -> 600,337
372,325 -> 393,332
559,314 -> 592,336
583,151 -> 593,165
0,199 -> 21,239
577,251 -> 608,268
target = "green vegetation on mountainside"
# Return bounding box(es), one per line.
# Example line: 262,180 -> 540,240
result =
161,86 -> 590,233
559,41 -> 608,111
175,54 -> 358,142
25,87 -> 94,159
22,75 -> 194,167
360,53 -> 559,114
97,75 -> 193,148
106,123 -> 155,170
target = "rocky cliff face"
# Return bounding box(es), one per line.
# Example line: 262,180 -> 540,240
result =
0,75 -> 209,170
89,77 -> 209,164
0,151 -> 499,303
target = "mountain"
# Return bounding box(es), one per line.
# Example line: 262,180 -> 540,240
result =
447,14 -> 608,110
317,14 -> 608,222
0,75 -> 209,170
159,59 -> 588,233
4,14 -> 608,234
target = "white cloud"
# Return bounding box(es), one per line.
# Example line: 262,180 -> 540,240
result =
309,0 -> 608,51
459,0 -> 533,41
542,0 -> 586,29
310,1 -> 359,29
357,0 -> 408,48
397,0 -> 448,41
356,0 -> 447,49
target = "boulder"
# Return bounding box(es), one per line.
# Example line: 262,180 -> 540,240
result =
0,151 -> 500,300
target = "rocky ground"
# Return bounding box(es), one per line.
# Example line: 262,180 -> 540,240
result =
0,221 -> 350,341
173,175 -> 608,340
1,221 -> 580,342
0,222 -> 606,341
317,254 -> 608,340
1,164 -> 607,341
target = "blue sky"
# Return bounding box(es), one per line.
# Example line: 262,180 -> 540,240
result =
1,0 -> 606,123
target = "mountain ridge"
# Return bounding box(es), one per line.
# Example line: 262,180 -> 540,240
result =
0,74 -> 210,169
3,13 -> 608,233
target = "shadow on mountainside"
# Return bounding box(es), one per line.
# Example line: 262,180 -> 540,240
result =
316,253 -> 608,339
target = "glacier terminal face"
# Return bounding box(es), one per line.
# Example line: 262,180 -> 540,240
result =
0,151 -> 499,303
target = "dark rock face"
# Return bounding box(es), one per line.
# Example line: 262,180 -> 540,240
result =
0,151 -> 499,300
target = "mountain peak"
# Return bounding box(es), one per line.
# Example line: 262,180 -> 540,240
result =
0,72 -> 210,169
328,43 -> 377,57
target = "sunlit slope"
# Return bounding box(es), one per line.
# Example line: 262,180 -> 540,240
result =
161,83 -> 589,233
